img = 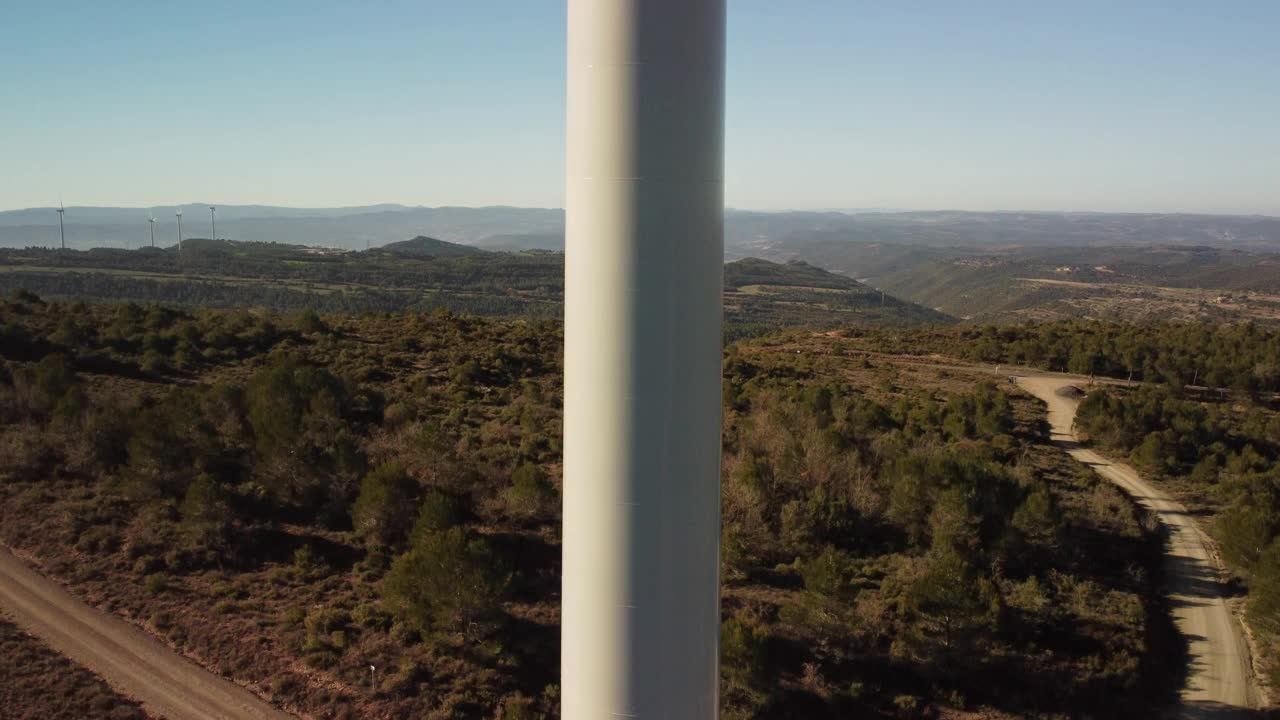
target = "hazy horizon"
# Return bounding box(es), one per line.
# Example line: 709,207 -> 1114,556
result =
3,202 -> 1279,220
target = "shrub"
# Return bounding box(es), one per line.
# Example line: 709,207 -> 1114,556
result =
76,525 -> 118,553
352,602 -> 393,632
293,544 -> 318,571
144,572 -> 169,595
383,527 -> 508,639
721,617 -> 767,687
498,693 -> 539,720
305,649 -> 340,669
180,475 -> 232,550
281,606 -> 307,627
294,307 -> 328,335
411,489 -> 462,541
351,462 -> 416,548
504,462 -> 555,519
799,545 -> 858,599
305,607 -> 350,639
1011,481 -> 1059,548
904,549 -> 999,663
270,673 -> 301,696
1217,499 -> 1279,572
245,356 -> 347,483
132,555 -> 162,575
303,606 -> 351,662
893,694 -> 922,719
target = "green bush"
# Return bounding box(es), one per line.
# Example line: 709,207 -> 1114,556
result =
383,527 -> 508,639
721,617 -> 767,687
281,606 -> 306,627
180,475 -> 233,550
904,549 -> 999,663
352,602 -> 393,632
143,572 -> 169,595
294,307 -> 328,335
1218,498 -> 1279,572
351,462 -> 417,548
799,545 -> 858,599
498,693 -> 539,720
292,544 -> 319,571
504,462 -> 555,519
411,489 -> 462,541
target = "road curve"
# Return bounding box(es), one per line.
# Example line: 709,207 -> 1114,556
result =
0,546 -> 296,720
1016,375 -> 1257,718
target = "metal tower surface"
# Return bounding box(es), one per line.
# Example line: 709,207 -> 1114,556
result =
562,1 -> 726,719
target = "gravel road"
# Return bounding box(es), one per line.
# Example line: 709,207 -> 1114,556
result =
0,546 -> 295,720
1016,375 -> 1257,718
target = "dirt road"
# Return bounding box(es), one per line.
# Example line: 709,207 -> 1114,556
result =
0,546 -> 296,720
1016,375 -> 1257,718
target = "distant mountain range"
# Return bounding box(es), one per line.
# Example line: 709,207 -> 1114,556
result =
0,205 -> 565,252
4,204 -> 1278,256
7,205 -> 1280,325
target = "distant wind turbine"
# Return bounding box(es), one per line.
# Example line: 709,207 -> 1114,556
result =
175,209 -> 183,250
210,206 -> 216,241
147,213 -> 157,248
56,201 -> 66,250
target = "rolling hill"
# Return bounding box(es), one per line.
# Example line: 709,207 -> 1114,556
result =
0,241 -> 951,336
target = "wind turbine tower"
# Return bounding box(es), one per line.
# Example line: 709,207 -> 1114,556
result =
147,213 -> 156,248
562,2 -> 726,719
209,206 -> 216,242
56,201 -> 66,250
175,209 -> 183,250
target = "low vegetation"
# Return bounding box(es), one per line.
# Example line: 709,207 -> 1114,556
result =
0,292 -> 1179,718
840,319 -> 1280,394
0,615 -> 154,720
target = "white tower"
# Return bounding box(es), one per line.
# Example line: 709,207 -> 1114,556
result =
209,206 -> 216,241
147,213 -> 156,247
562,2 -> 726,719
175,209 -> 183,250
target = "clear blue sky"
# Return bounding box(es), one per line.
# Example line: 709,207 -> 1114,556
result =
3,1 -> 1277,214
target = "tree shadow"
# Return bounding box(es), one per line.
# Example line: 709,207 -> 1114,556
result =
485,530 -> 558,604
233,525 -> 361,571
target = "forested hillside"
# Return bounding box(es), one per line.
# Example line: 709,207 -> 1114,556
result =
798,321 -> 1280,693
868,247 -> 1280,324
0,293 -> 1173,719
838,320 -> 1280,395
0,242 -> 950,337
741,239 -> 1280,325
